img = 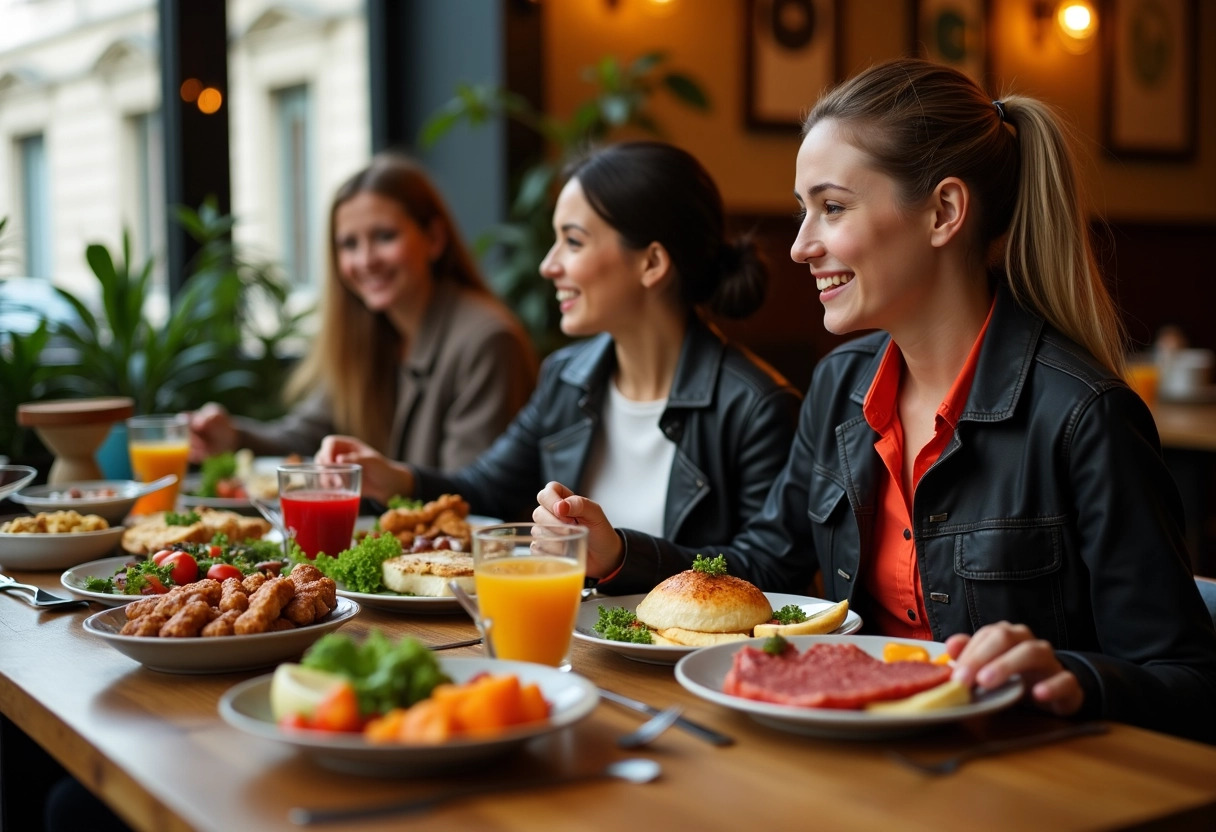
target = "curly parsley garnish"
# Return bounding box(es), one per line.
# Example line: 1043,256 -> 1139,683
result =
762,634 -> 790,656
691,553 -> 728,577
772,604 -> 808,625
164,510 -> 201,526
593,606 -> 653,644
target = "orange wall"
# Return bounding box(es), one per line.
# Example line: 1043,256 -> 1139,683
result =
543,0 -> 1216,223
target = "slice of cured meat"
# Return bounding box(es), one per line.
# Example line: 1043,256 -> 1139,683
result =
723,642 -> 952,710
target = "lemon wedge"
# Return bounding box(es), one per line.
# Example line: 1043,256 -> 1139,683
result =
269,663 -> 347,721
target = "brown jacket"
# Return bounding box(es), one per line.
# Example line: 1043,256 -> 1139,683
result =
233,280 -> 537,470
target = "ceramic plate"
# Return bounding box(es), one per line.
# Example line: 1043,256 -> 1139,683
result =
60,554 -> 148,606
218,657 -> 599,776
13,476 -> 177,525
326,515 -> 498,613
0,465 -> 37,502
83,596 -> 360,674
572,592 -> 863,666
0,524 -> 127,571
674,634 -> 1024,740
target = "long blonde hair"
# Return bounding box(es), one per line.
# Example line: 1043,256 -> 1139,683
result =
284,153 -> 489,452
804,58 -> 1125,375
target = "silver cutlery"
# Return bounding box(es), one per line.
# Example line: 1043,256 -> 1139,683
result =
0,575 -> 90,610
448,580 -> 497,657
425,636 -> 484,651
598,687 -> 734,746
888,722 -> 1109,775
617,705 -> 683,749
288,758 -> 662,825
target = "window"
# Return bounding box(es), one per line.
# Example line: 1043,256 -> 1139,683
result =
128,110 -> 166,281
275,84 -> 313,287
17,133 -> 51,278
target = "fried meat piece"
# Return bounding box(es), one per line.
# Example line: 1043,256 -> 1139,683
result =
159,599 -> 214,637
200,609 -> 242,637
125,594 -> 166,621
379,493 -> 469,536
269,617 -> 297,631
235,577 -> 295,635
242,572 -> 268,594
219,578 -> 249,612
121,613 -> 168,636
178,578 -> 222,606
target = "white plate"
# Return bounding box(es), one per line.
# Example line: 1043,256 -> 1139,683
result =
325,514 -> 498,614
83,596 -> 360,674
218,657 -> 599,776
13,476 -> 177,525
0,465 -> 37,501
572,593 -> 863,666
674,634 -> 1024,740
179,475 -> 260,515
0,524 -> 127,571
61,554 -> 148,606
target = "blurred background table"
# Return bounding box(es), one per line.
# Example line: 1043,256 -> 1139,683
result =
1154,402 -> 1216,577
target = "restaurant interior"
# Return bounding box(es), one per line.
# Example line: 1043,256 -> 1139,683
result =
1,1 -> 1215,830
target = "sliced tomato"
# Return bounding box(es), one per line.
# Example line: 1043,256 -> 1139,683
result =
141,575 -> 170,595
162,552 -> 199,586
278,713 -> 312,731
311,684 -> 363,733
151,549 -> 176,565
206,563 -> 243,583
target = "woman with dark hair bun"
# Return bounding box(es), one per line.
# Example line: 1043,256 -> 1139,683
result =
320,141 -> 800,577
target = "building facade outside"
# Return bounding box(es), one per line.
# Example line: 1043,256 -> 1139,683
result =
0,0 -> 370,321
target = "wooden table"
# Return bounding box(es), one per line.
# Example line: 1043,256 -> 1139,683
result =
3,568 -> 1216,832
1154,402 -> 1216,452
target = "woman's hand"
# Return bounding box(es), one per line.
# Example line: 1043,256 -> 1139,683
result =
187,402 -> 238,462
534,481 -> 623,579
316,435 -> 413,504
946,622 -> 1084,717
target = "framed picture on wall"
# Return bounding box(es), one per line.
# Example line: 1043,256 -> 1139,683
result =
912,0 -> 990,90
1102,0 -> 1198,160
744,0 -> 841,131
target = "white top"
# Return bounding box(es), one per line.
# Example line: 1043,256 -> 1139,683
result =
582,381 -> 673,537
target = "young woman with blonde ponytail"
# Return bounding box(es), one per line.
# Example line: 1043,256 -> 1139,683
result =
542,58 -> 1216,743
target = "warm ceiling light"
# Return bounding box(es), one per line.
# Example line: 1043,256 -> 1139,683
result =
1056,1 -> 1098,53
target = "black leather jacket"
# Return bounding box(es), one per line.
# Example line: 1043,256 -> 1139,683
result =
412,317 -> 801,561
619,288 -> 1216,743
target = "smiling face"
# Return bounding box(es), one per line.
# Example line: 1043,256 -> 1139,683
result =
539,178 -> 650,338
332,191 -> 442,316
791,120 -> 939,336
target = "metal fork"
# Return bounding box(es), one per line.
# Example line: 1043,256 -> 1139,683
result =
0,575 -> 90,610
888,722 -> 1109,775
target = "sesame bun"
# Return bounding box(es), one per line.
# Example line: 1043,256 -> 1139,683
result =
635,570 -> 772,633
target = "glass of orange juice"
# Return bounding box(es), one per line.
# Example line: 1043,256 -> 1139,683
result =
472,523 -> 588,669
126,413 -> 189,515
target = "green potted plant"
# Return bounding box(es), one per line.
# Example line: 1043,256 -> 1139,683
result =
420,51 -> 710,354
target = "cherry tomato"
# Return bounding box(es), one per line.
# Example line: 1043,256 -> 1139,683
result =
206,563 -> 243,582
278,713 -> 312,731
161,552 -> 199,586
141,575 -> 169,595
151,549 -> 175,565
207,544 -> 223,559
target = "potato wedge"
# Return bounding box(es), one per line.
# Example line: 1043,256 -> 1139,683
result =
753,599 -> 849,638
864,679 -> 971,713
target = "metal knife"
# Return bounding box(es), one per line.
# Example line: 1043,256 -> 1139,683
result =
598,687 -> 734,746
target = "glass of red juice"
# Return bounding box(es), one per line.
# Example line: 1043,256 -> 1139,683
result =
277,463 -> 362,559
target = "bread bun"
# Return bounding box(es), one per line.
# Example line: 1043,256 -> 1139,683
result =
636,570 -> 772,633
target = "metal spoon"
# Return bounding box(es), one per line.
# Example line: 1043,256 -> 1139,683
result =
249,496 -> 290,553
289,758 -> 662,825
617,705 -> 683,749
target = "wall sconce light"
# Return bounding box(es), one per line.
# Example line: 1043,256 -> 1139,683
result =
1033,0 -> 1099,54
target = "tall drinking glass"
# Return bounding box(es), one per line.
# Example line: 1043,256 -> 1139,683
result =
277,463 -> 362,559
127,414 -> 189,515
472,523 -> 588,669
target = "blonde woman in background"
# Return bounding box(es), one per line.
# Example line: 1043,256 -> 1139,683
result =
189,153 -> 537,470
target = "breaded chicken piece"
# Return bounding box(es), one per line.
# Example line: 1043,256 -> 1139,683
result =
242,572 -> 268,595
177,578 -> 222,607
121,612 -> 168,636
219,578 -> 249,612
160,599 -> 213,637
235,576 -> 295,634
200,609 -> 242,637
